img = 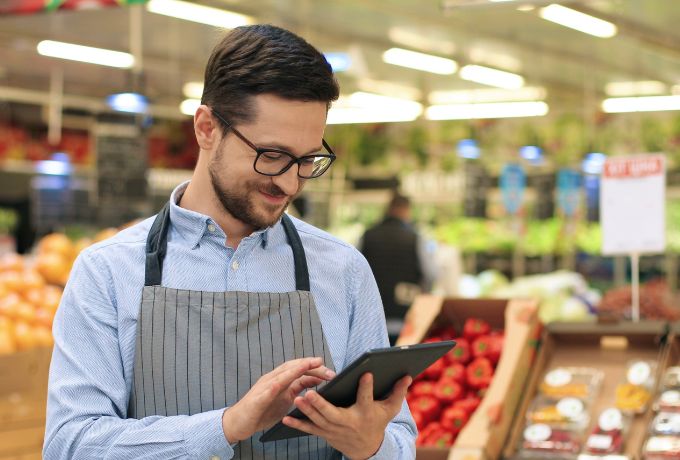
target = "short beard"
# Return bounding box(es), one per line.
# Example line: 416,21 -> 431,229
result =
208,147 -> 291,229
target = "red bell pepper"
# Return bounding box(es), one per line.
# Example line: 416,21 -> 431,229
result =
462,318 -> 491,341
434,379 -> 463,405
441,406 -> 470,434
426,430 -> 456,448
446,338 -> 471,365
439,363 -> 466,386
411,410 -> 427,430
409,395 -> 441,424
466,357 -> 494,389
453,395 -> 481,416
416,422 -> 444,446
427,325 -> 457,341
471,334 -> 503,365
410,380 -> 437,398
422,356 -> 446,380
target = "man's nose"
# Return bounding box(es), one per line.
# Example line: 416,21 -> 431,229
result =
271,165 -> 301,196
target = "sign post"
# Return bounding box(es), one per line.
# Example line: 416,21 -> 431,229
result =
600,154 -> 666,321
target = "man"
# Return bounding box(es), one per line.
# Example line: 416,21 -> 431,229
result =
360,193 -> 436,344
44,25 -> 415,459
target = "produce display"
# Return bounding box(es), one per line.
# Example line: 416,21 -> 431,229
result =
643,366 -> 680,459
599,280 -> 680,321
615,360 -> 657,414
581,408 -> 629,456
0,229 -> 117,354
406,318 -> 502,448
516,367 -> 603,459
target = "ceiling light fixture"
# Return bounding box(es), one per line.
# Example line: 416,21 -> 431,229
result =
180,98 -> 201,116
37,40 -> 134,68
382,48 -> 458,75
146,0 -> 253,28
429,86 -> 545,104
327,92 -> 423,124
539,4 -> 617,38
425,101 -> 548,120
459,65 -> 525,89
602,95 -> 680,113
182,81 -> 204,99
604,81 -> 667,97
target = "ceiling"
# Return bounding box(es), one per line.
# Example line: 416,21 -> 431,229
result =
1,0 -> 680,121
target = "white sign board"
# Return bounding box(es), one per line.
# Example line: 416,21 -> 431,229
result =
600,155 -> 666,255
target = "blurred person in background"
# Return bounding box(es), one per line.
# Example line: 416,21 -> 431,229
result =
360,192 -> 437,344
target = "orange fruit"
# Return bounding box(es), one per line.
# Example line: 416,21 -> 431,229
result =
14,301 -> 36,325
34,308 -> 54,329
0,270 -> 22,291
20,269 -> 45,291
35,252 -> 72,286
0,330 -> 16,354
0,316 -> 14,335
13,321 -> 36,350
0,253 -> 24,272
22,287 -> 43,307
38,233 -> 75,260
0,292 -> 22,320
32,326 -> 53,348
42,286 -> 63,313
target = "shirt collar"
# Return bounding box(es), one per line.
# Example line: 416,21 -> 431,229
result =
168,181 -> 273,249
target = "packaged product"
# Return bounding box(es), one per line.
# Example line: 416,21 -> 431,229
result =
527,395 -> 590,430
654,367 -> 680,413
539,367 -> 603,401
581,408 -> 629,456
642,435 -> 680,459
650,412 -> 680,437
516,423 -> 582,458
615,360 -> 656,413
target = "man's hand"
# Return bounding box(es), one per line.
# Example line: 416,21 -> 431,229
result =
221,357 -> 335,443
282,373 -> 412,460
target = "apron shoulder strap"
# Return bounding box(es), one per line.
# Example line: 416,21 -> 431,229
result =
281,213 -> 311,292
145,202 -> 171,286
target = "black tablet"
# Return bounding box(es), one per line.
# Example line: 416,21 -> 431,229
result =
259,340 -> 455,442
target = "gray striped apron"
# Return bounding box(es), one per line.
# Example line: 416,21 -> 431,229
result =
128,202 -> 340,459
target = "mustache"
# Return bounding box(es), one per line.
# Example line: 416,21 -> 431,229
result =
259,184 -> 287,197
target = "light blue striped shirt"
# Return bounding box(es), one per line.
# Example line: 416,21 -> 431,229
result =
44,182 -> 416,460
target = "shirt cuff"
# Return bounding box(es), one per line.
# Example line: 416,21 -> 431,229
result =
367,432 -> 398,460
183,408 -> 234,460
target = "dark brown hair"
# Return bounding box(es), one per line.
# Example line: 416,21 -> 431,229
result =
201,24 -> 339,128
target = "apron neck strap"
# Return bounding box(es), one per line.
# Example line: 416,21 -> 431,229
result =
144,201 -> 171,286
144,203 -> 311,291
280,213 -> 310,292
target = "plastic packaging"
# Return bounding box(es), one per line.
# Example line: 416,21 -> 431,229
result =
527,395 -> 590,430
642,435 -> 680,459
581,408 -> 629,456
615,360 -> 656,413
654,367 -> 680,413
650,412 -> 680,436
517,423 -> 582,458
539,367 -> 603,402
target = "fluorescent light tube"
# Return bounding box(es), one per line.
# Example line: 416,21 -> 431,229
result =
327,92 -> 423,124
460,65 -> 524,89
605,81 -> 666,97
37,40 -> 134,68
180,98 -> 201,116
183,81 -> 204,99
147,0 -> 253,28
429,86 -> 545,104
602,95 -> 680,113
425,101 -> 548,120
382,48 -> 458,75
540,4 -> 617,38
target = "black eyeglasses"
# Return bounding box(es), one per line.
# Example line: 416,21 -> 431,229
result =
211,108 -> 336,179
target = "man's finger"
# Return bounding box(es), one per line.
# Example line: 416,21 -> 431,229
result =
383,375 -> 412,409
282,415 -> 322,438
356,372 -> 374,406
294,396 -> 332,430
265,357 -> 323,381
269,360 -> 325,394
290,376 -> 324,395
304,390 -> 344,424
304,366 -> 336,380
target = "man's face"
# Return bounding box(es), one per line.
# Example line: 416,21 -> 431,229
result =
208,94 -> 327,230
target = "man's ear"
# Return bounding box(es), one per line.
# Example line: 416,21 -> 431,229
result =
194,105 -> 220,151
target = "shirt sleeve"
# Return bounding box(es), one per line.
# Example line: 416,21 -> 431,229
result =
342,250 -> 417,460
43,249 -> 234,460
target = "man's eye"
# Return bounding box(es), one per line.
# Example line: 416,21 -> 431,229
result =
261,152 -> 284,161
300,157 -> 316,165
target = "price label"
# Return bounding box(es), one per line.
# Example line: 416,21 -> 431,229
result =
545,369 -> 572,387
524,423 -> 551,442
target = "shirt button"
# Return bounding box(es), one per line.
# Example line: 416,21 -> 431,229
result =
207,224 -> 216,232
231,260 -> 239,271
